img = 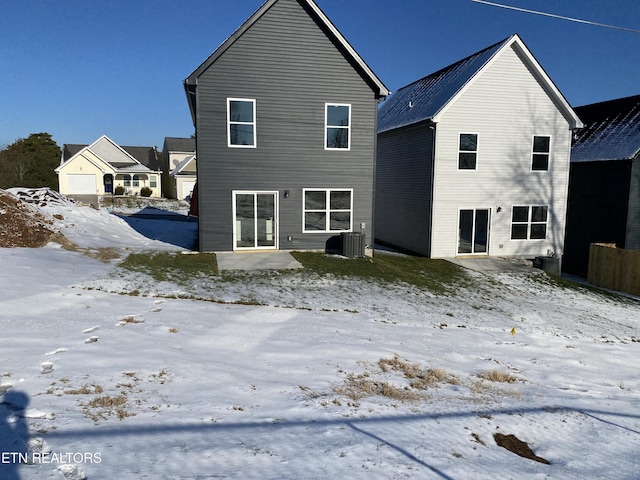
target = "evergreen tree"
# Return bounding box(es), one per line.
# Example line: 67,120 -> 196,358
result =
0,133 -> 61,189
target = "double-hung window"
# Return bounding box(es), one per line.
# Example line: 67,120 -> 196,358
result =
532,136 -> 550,171
303,189 -> 352,232
458,133 -> 478,170
228,98 -> 256,147
325,104 -> 351,150
511,206 -> 548,240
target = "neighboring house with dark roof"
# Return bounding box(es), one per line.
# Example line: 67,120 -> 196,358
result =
375,34 -> 582,263
56,135 -> 161,198
161,137 -> 197,200
183,0 -> 389,253
563,94 -> 640,275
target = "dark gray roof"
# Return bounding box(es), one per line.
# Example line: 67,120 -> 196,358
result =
123,146 -> 159,170
62,144 -> 86,160
163,137 -> 196,153
63,143 -> 159,170
377,36 -> 510,133
571,94 -> 640,163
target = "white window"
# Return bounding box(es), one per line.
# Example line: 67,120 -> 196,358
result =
228,98 -> 256,147
532,136 -> 550,171
303,189 -> 353,232
511,206 -> 548,240
458,133 -> 478,170
325,104 -> 351,150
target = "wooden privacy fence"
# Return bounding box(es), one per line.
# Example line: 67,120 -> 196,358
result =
588,243 -> 640,296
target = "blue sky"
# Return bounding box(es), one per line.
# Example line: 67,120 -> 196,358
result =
1,0 -> 639,150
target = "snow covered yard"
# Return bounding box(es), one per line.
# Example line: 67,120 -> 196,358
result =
1,188 -> 640,479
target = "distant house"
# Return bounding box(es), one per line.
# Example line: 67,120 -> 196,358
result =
375,34 -> 582,263
161,137 -> 197,200
57,135 -> 161,198
183,0 -> 388,252
563,94 -> 640,275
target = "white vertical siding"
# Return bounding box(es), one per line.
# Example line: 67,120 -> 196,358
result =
430,44 -> 574,258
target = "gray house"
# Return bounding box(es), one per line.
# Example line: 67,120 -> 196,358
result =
184,0 -> 388,253
375,34 -> 582,262
564,94 -> 640,275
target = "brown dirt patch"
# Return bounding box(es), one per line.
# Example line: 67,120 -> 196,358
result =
494,433 -> 550,464
0,190 -> 56,247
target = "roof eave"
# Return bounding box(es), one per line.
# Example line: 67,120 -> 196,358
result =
184,81 -> 197,126
508,36 -> 583,129
304,0 -> 389,98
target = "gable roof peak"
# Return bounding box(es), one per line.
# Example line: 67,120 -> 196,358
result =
184,0 -> 389,123
378,33 -> 581,133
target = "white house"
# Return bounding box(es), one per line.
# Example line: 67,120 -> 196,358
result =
375,34 -> 583,264
57,135 -> 161,198
161,137 -> 196,200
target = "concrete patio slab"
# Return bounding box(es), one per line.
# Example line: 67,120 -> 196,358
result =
215,251 -> 304,271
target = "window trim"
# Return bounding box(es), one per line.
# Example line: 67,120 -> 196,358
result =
458,132 -> 478,170
302,188 -> 353,233
227,98 -> 257,148
531,135 -> 551,171
510,205 -> 548,240
324,103 -> 351,151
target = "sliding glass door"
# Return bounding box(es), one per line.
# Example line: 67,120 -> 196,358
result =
233,192 -> 278,250
458,209 -> 490,255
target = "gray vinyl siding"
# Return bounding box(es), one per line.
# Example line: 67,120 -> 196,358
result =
375,123 -> 434,255
193,0 -> 379,251
626,157 -> 640,250
430,44 -> 573,258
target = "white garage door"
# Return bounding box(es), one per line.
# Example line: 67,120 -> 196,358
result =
182,180 -> 196,200
66,174 -> 97,194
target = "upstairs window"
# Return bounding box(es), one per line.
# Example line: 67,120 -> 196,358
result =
458,133 -> 478,170
511,205 -> 548,240
228,98 -> 256,147
532,136 -> 550,171
303,189 -> 352,232
325,104 -> 351,150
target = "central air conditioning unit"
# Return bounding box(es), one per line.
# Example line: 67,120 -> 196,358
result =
341,232 -> 366,258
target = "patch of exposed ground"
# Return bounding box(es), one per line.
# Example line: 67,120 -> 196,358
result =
0,189 -> 56,247
494,433 -> 550,464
